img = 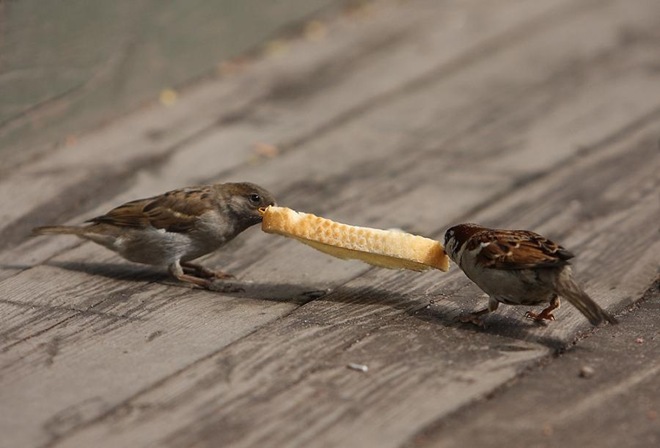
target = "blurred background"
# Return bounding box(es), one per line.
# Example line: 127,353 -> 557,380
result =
1,2 -> 659,447
0,0 -> 345,165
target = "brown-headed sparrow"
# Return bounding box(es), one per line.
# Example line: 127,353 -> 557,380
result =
33,182 -> 276,288
444,223 -> 617,326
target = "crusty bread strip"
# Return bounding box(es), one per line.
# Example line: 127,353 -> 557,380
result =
261,206 -> 450,272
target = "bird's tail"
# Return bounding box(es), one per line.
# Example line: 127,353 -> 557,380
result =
32,225 -> 86,236
554,267 -> 618,326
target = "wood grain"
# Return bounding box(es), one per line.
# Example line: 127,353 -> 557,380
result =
51,108 -> 660,448
0,0 -> 557,256
0,0 -> 346,171
407,284 -> 660,448
0,0 -> 659,447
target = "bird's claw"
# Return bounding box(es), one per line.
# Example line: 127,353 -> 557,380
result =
525,310 -> 555,322
212,271 -> 235,280
182,263 -> 235,280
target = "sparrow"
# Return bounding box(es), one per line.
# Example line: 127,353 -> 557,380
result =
33,182 -> 276,288
444,223 -> 617,326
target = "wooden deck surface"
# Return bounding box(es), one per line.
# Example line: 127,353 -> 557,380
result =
1,0 -> 659,447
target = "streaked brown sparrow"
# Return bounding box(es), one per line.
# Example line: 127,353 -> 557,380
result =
444,223 -> 617,326
33,182 -> 276,288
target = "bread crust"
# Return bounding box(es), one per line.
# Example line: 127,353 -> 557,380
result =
261,206 -> 450,272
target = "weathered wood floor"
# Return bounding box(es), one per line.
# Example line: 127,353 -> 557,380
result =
1,0 -> 659,447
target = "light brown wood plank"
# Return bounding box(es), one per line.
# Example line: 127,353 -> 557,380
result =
2,0 -> 592,388
407,285 -> 660,448
0,0 -> 659,447
0,0 -> 563,261
53,118 -> 659,448
0,0 -> 345,169
4,0 -> 657,353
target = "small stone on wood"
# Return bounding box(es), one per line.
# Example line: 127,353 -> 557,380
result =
347,363 -> 368,373
579,365 -> 595,378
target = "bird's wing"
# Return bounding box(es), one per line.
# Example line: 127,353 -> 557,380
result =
87,186 -> 215,233
469,229 -> 574,270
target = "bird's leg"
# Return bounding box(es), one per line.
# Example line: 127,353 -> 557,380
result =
181,261 -> 234,279
458,297 -> 499,327
169,261 -> 212,288
526,296 -> 561,322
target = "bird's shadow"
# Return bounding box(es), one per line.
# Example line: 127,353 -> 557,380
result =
24,260 -> 330,306
45,260 -> 168,284
16,260 -> 567,350
415,299 -> 568,351
294,281 -> 568,351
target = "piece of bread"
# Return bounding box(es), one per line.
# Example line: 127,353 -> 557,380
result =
261,206 -> 450,272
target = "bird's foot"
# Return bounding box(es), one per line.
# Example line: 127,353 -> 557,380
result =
526,297 -> 560,323
211,270 -> 236,280
173,274 -> 245,292
525,296 -> 561,322
181,262 -> 235,280
525,309 -> 556,323
174,273 -> 213,289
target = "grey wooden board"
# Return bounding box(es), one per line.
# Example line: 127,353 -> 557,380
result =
0,0 -> 345,169
0,0 -> 565,258
48,107 -> 660,448
0,0 -> 659,447
408,285 -> 660,448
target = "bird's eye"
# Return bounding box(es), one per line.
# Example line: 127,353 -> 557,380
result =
248,193 -> 261,204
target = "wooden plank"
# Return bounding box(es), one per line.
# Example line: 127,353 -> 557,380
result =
34,21 -> 657,444
0,0 -> 569,272
0,0 -> 659,447
53,116 -> 660,448
408,285 -> 660,448
0,1 -> 564,446
4,0 -> 656,345
0,0 -> 346,170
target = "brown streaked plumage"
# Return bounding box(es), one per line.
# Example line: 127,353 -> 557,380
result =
444,223 -> 617,326
33,182 -> 276,288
